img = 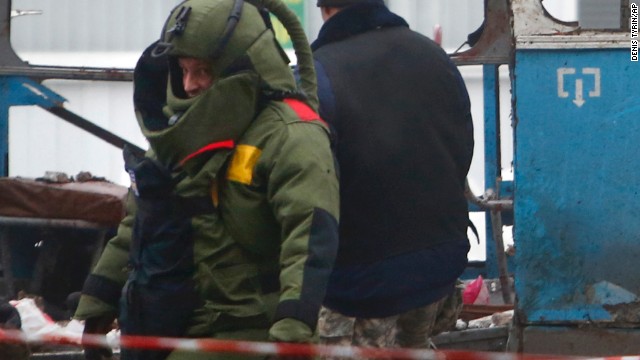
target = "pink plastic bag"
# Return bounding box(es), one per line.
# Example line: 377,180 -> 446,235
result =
462,275 -> 490,305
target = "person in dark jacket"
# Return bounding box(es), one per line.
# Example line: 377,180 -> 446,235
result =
312,0 -> 474,350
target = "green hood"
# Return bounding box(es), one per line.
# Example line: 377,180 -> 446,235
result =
133,0 -> 305,170
132,42 -> 260,173
158,0 -> 296,96
138,72 -> 261,173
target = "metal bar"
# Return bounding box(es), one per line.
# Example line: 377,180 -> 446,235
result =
0,65 -> 134,82
0,227 -> 15,299
489,181 -> 512,304
44,106 -> 145,157
2,0 -> 133,82
0,0 -> 25,68
465,180 -> 514,212
0,78 -> 9,177
621,0 -> 630,30
485,66 -> 502,185
0,216 -> 109,230
516,33 -> 631,49
30,351 -> 86,360
449,0 -> 513,66
432,326 -> 509,351
30,351 -> 103,360
483,64 -> 501,279
3,76 -> 66,108
1,76 -> 144,163
451,56 -> 511,66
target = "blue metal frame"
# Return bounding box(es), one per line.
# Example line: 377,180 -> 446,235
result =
0,81 -> 7,176
0,76 -> 67,176
514,48 -> 640,325
482,64 -> 501,280
462,64 -> 515,281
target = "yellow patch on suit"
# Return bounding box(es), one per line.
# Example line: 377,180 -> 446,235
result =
227,145 -> 262,185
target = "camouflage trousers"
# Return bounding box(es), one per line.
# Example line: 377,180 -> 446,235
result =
317,288 -> 462,358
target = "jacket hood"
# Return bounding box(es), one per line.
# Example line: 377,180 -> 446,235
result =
311,2 -> 408,50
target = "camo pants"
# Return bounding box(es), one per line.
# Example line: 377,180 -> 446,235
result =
318,289 -> 462,358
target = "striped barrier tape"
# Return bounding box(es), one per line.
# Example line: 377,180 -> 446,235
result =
1,329 -> 639,360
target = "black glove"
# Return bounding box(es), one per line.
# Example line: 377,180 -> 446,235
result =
82,315 -> 115,360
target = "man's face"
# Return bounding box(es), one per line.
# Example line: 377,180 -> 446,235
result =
178,57 -> 215,98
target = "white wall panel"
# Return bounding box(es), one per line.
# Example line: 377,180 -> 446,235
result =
9,76 -> 147,185
9,1 -> 580,260
11,0 -> 178,52
5,1 -> 499,192
6,2 -> 576,260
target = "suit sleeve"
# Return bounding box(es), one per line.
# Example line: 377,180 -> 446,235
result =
266,120 -> 339,339
74,192 -> 135,320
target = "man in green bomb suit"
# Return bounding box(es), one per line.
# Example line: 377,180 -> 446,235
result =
74,1 -> 339,359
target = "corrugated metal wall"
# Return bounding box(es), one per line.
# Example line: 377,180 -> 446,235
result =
9,0 -> 576,53
11,1 -> 177,52
10,0 -> 483,53
9,1 -> 180,185
5,1 -> 575,259
7,0 -> 486,185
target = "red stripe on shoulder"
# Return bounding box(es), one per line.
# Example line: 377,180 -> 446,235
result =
283,98 -> 327,126
180,140 -> 235,166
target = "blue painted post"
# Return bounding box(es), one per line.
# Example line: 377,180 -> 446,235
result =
0,76 -> 68,177
483,64 -> 500,279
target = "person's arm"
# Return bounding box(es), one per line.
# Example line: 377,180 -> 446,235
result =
74,192 -> 134,360
75,193 -> 134,321
265,120 -> 339,342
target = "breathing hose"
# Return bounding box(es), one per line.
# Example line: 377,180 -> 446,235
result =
248,0 -> 319,110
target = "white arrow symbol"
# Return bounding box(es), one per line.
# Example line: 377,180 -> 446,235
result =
582,68 -> 601,97
557,68 -> 576,98
573,79 -> 585,107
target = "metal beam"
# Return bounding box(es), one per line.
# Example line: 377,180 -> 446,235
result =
0,65 -> 133,82
44,106 -> 144,158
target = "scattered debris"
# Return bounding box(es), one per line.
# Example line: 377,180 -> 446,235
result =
36,171 -> 71,184
35,171 -> 109,184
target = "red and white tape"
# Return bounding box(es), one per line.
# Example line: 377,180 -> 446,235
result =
1,329 -> 638,360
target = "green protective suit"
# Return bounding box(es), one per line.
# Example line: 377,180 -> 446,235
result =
74,0 -> 339,357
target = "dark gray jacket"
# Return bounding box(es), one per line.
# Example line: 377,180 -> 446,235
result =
312,2 -> 473,317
